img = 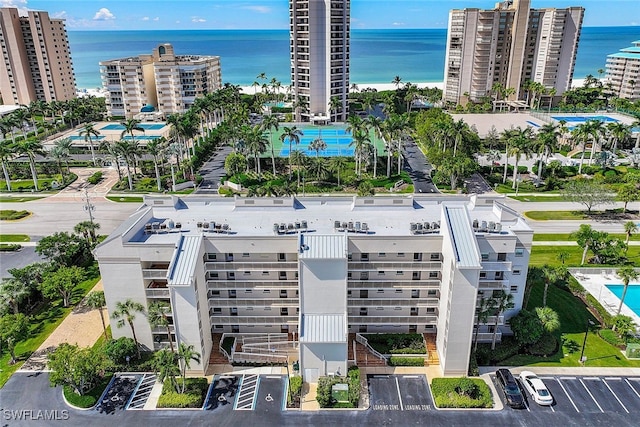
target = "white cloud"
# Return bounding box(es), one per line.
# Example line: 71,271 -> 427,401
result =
175,20 -> 181,24
141,16 -> 150,21
392,22 -> 406,26
153,17 -> 160,21
93,8 -> 115,21
242,6 -> 271,14
52,11 -> 67,19
191,17 -> 206,23
1,0 -> 27,16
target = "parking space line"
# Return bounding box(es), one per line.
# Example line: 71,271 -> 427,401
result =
560,377 -> 576,380
580,379 -> 604,412
603,379 -> 629,413
403,375 -> 420,378
395,377 -> 404,411
605,377 -> 621,381
624,379 -> 640,398
556,378 -> 580,412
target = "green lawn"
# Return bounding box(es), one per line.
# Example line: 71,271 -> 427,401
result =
533,233 -> 640,242
0,234 -> 29,242
0,276 -> 100,388
525,210 -> 588,220
510,195 -> 570,202
63,373 -> 114,408
0,196 -> 45,202
499,280 -> 640,367
106,196 -> 144,203
529,245 -> 640,267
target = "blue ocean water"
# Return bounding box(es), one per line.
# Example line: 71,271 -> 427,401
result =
68,27 -> 640,89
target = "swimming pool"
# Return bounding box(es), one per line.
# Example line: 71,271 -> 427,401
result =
551,115 -> 619,123
67,135 -> 105,141
100,123 -> 166,131
280,128 -> 358,157
606,284 -> 640,317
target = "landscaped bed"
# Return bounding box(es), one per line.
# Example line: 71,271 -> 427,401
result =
157,377 -> 208,408
315,367 -> 360,408
63,373 -> 114,408
364,333 -> 426,354
430,377 -> 493,408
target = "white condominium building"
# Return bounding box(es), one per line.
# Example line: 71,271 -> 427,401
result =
95,195 -> 532,379
290,0 -> 349,123
443,0 -> 584,105
0,7 -> 76,105
100,44 -> 222,118
606,40 -> 640,100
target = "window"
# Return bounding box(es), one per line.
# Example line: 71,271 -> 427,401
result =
278,253 -> 286,261
479,272 -> 487,279
280,308 -> 288,316
361,253 -> 369,261
378,271 -> 385,275
360,290 -> 368,298
510,285 -> 518,292
378,252 -> 386,257
397,253 -> 405,258
360,307 -> 368,316
413,272 -> 421,280
263,290 -> 270,294
210,290 -> 220,296
411,307 -> 419,316
243,271 -> 251,276
513,270 -> 521,275
280,290 -> 287,298
207,253 -> 217,261
515,248 -> 524,257
429,271 -> 438,278
481,253 -> 489,261
213,307 -> 222,313
413,253 -> 422,261
262,271 -> 269,276
377,289 -> 384,294
497,253 -> 507,261
430,253 -> 441,261
396,271 -> 403,275
411,290 -> 419,299
245,290 -> 252,294
426,307 -> 436,313
242,253 -> 250,258
427,290 -> 437,296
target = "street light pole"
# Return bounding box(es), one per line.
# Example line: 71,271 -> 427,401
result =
83,188 -> 95,225
579,319 -> 594,364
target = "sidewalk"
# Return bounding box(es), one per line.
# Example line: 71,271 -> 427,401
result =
18,280 -> 108,372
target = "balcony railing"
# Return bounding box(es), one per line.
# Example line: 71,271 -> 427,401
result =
142,269 -> 168,279
481,261 -> 512,271
348,280 -> 440,288
348,261 -> 442,270
209,316 -> 298,324
146,288 -> 170,298
347,298 -> 439,307
208,298 -> 299,308
205,262 -> 298,270
348,315 -> 438,324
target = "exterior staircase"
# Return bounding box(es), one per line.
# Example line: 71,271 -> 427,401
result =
424,333 -> 439,365
349,334 -> 387,367
209,333 -> 231,365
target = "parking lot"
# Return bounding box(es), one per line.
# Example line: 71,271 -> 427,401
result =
493,374 -> 640,414
368,374 -> 433,411
95,374 -> 143,415
204,374 -> 241,412
254,375 -> 286,413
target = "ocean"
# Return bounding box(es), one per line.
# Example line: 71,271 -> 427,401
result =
68,27 -> 640,90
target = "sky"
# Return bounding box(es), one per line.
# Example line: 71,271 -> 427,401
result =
2,0 -> 639,30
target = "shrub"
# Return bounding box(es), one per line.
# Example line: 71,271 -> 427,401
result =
599,328 -> 624,347
468,351 -> 479,376
364,333 -> 426,354
103,337 -> 137,364
586,294 -> 613,327
0,243 -> 21,251
157,377 -> 208,408
0,210 -> 30,220
431,378 -> 493,408
87,171 -> 103,185
566,276 -> 586,296
315,369 -> 360,408
388,356 -> 425,366
289,376 -> 303,401
527,333 -> 558,356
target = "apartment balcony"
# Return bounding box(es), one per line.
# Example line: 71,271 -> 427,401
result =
145,285 -> 170,298
475,331 -> 502,342
209,315 -> 298,324
348,261 -> 441,270
478,315 -> 505,325
348,315 -> 438,324
205,261 -> 298,271
142,269 -> 169,280
478,280 -> 508,289
347,280 -> 440,289
208,298 -> 299,308
151,324 -> 175,334
348,298 -> 439,307
481,261 -> 512,271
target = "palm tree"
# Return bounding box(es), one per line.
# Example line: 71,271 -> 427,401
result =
624,221 -> 638,254
535,306 -> 561,333
74,220 -> 100,246
79,123 -> 100,166
308,130 -> 327,158
571,224 -> 599,265
491,290 -> 514,350
541,265 -> 566,307
616,267 -> 640,315
146,139 -> 165,192
120,118 -> 144,143
86,291 -> 108,339
535,123 -> 560,179
328,96 -> 342,122
586,120 -> 607,165
571,122 -> 591,174
606,122 -> 631,153
115,140 -> 141,191
328,156 -> 348,187
507,127 -> 533,189
474,297 -> 495,352
15,139 -> 45,191
308,157 -> 330,181
392,75 -> 402,90
367,115 -> 384,178
152,349 -> 180,393
0,278 -> 29,314
100,142 -> 122,180
177,342 -> 201,394
0,139 -> 14,192
290,149 -> 307,186
260,114 -> 279,175
279,126 -> 303,179
349,128 -> 371,177
148,301 -> 174,352
111,299 -> 146,358
49,138 -> 72,179
245,125 -> 268,176
557,250 -> 570,265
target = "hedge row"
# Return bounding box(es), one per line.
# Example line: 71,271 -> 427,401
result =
388,356 -> 425,366
156,377 -> 208,409
586,294 -> 613,327
87,171 -> 103,185
431,378 -> 493,408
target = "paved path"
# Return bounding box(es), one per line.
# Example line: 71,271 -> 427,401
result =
196,145 -> 232,193
18,280 -> 108,372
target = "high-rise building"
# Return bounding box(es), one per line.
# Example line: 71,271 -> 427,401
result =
443,0 -> 584,106
290,0 -> 349,123
94,194 -> 532,378
100,44 -> 222,119
605,40 -> 640,100
0,7 -> 76,105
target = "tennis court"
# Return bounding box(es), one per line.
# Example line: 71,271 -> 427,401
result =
274,126 -> 384,158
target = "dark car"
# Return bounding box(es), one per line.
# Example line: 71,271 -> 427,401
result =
496,368 -> 525,409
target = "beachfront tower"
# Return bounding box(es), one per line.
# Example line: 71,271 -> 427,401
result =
100,44 -> 222,119
443,0 -> 584,108
0,7 -> 76,105
605,40 -> 640,100
290,0 -> 350,123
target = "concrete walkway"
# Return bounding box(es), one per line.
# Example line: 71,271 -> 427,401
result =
18,280 -> 108,372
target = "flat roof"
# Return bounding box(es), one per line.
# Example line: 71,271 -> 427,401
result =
168,235 -> 202,286
444,206 -> 481,269
299,234 -> 347,259
119,195 -> 530,245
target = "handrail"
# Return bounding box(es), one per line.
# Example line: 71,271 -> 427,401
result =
219,333 -> 234,362
355,333 -> 387,362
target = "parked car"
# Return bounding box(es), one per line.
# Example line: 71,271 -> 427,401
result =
519,371 -> 553,406
496,369 -> 525,409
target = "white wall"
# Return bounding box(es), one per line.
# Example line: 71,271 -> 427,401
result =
300,342 -> 347,382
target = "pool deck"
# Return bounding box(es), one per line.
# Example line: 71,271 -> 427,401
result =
572,270 -> 640,328
46,121 -> 171,147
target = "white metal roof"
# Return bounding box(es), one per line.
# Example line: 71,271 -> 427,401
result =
299,234 -> 347,259
299,314 -> 347,343
168,234 -> 202,286
444,206 -> 481,269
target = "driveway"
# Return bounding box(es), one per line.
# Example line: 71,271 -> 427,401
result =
196,145 -> 232,193
402,138 -> 439,194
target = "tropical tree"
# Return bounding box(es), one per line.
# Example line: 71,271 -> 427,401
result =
74,220 -> 100,247
86,291 -> 108,339
557,250 -> 570,265
146,139 -> 165,192
616,267 -> 640,315
111,299 -> 146,358
120,118 -> 144,143
260,114 -> 279,175
308,157 -> 330,181
474,297 -> 495,352
308,131 -> 327,158
14,139 -> 45,191
329,96 -> 342,121
39,265 -> 85,308
491,290 -> 514,350
290,149 -> 308,186
245,125 -> 268,176
507,127 -> 533,189
619,184 -> 640,214
535,306 -> 560,333
541,266 -> 565,307
0,278 -> 29,314
328,156 -> 348,187
571,224 -> 599,265
535,123 -> 560,178
49,138 -> 73,179
115,140 -> 141,191
177,342 -> 201,394
280,126 -> 303,179
0,313 -> 29,364
0,139 -> 15,191
48,343 -> 107,396
607,122 -> 631,153
148,301 -> 174,352
79,123 -> 100,166
624,221 -> 638,253
152,349 -> 180,393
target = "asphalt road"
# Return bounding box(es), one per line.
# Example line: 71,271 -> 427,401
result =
402,138 -> 439,194
2,372 -> 640,427
196,145 -> 232,194
0,247 -> 46,279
